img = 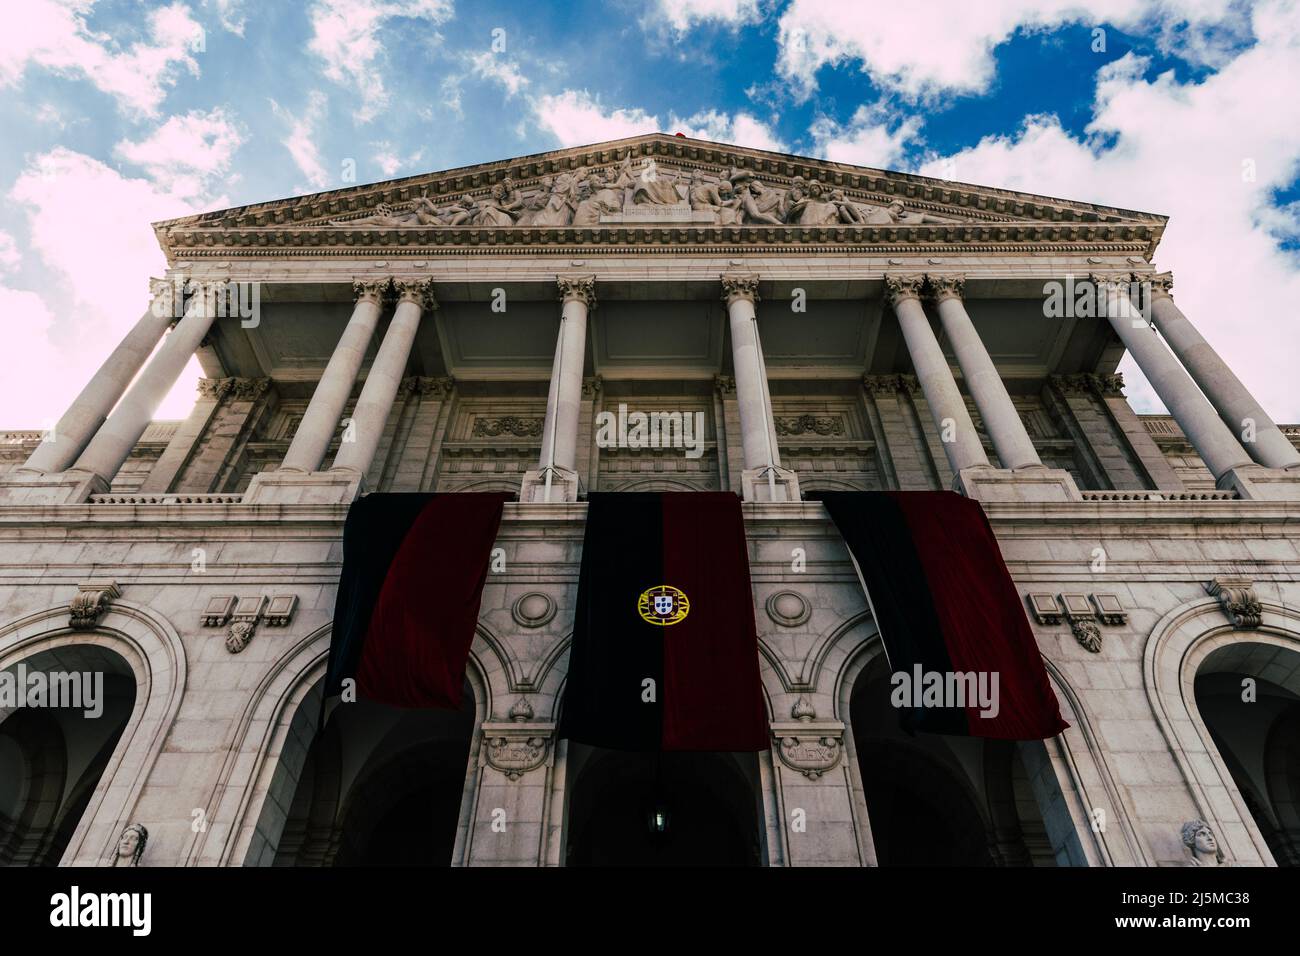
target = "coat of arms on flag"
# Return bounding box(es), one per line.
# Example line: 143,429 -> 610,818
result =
638,584 -> 689,626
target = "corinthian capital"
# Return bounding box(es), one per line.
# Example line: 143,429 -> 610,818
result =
883,273 -> 925,304
927,274 -> 966,303
1148,271 -> 1174,300
352,278 -> 391,305
721,272 -> 760,306
1088,271 -> 1133,293
557,274 -> 597,308
393,278 -> 436,310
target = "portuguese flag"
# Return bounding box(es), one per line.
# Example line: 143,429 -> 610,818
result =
559,492 -> 769,752
815,491 -> 1067,740
325,492 -> 510,711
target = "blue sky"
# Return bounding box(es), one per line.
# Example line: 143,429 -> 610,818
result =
2,0 -> 1299,426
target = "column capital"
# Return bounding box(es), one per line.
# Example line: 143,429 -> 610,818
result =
714,373 -> 737,396
1147,271 -> 1175,300
183,279 -> 230,317
581,375 -> 603,399
557,274 -> 597,309
721,272 -> 760,306
926,273 -> 966,303
352,278 -> 391,305
862,374 -> 900,395
883,273 -> 925,305
1088,271 -> 1134,292
400,375 -> 454,398
393,278 -> 436,310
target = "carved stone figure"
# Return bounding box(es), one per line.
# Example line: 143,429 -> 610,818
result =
572,175 -> 624,226
860,199 -> 952,225
530,171 -> 584,227
114,823 -> 148,866
784,179 -> 840,226
727,169 -> 785,225
689,171 -> 742,225
615,156 -> 683,205
1181,820 -> 1224,866
472,179 -> 523,227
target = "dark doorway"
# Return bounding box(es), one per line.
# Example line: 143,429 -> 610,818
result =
564,748 -> 763,866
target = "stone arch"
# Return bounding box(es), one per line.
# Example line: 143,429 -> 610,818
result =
1143,596 -> 1300,866
605,477 -> 706,493
0,601 -> 185,866
194,624 -> 493,866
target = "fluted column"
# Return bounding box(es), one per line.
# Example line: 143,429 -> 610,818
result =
331,279 -> 432,476
1094,273 -> 1252,480
537,276 -> 594,484
929,275 -> 1042,470
23,280 -> 177,474
73,281 -> 225,484
887,274 -> 989,475
1147,272 -> 1300,470
722,273 -> 781,472
281,280 -> 388,472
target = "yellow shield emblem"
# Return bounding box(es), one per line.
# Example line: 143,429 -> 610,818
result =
638,585 -> 689,626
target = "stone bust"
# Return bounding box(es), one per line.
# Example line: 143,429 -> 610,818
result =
1180,819 -> 1224,866
114,823 -> 148,866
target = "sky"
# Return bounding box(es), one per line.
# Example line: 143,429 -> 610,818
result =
1,0 -> 1298,429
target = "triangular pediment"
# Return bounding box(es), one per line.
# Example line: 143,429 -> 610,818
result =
154,133 -> 1166,261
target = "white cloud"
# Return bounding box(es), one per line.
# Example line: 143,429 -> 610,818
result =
307,0 -> 454,122
0,0 -> 202,117
470,51 -> 528,97
372,142 -> 425,177
6,147 -> 219,427
810,106 -> 922,169
534,91 -> 785,151
668,109 -> 786,151
650,0 -> 764,33
775,0 -> 1240,101
205,0 -> 248,35
0,231 -> 19,273
114,107 -> 245,202
534,90 -> 661,146
271,91 -> 331,191
912,4 -> 1300,420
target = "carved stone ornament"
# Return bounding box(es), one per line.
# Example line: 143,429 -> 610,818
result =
790,695 -> 816,722
508,697 -> 535,722
927,273 -> 966,302
482,725 -> 553,780
263,595 -> 298,627
393,278 -> 436,310
201,595 -> 236,627
402,375 -> 455,398
581,375 -> 603,399
1147,271 -> 1174,300
197,378 -> 234,401
472,416 -> 543,438
884,273 -> 925,303
511,592 -> 556,628
69,580 -> 120,630
765,590 -> 812,628
774,415 -> 845,437
1027,593 -> 1063,625
556,274 -> 596,308
229,378 -> 271,402
773,728 -> 843,779
225,619 -> 257,654
1053,372 -> 1126,397
714,374 -> 736,396
1206,576 -> 1262,628
1060,592 -> 1102,653
1091,593 -> 1127,626
721,272 -> 760,305
352,278 -> 391,304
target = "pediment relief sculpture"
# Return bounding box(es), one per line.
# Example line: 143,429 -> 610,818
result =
323,157 -> 972,231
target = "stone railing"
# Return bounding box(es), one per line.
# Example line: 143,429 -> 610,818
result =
89,493 -> 244,505
1079,490 -> 1238,501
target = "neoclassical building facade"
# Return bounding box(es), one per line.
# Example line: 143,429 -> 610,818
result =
1,134 -> 1298,867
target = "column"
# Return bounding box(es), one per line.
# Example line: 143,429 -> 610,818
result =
930,275 -> 1042,470
886,274 -> 989,475
72,280 -> 225,485
280,280 -> 388,472
1147,272 -> 1300,470
537,275 -> 594,482
1094,273 -> 1253,481
331,279 -> 432,476
722,273 -> 781,471
22,280 -> 176,473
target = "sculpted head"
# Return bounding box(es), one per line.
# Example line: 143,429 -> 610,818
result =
888,199 -> 906,216
1181,820 -> 1223,863
117,823 -> 148,866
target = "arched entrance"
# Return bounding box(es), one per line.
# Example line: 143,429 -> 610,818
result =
848,653 -> 1054,866
1193,641 -> 1300,866
563,746 -> 764,865
268,680 -> 477,866
0,645 -> 136,866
